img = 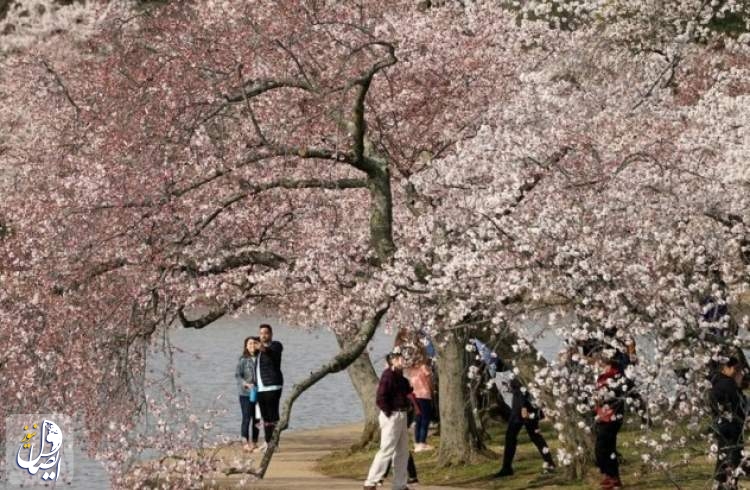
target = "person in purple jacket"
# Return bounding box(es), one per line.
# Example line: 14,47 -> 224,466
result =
363,350 -> 414,490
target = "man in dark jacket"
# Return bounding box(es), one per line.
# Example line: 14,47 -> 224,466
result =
256,324 -> 283,448
494,377 -> 556,478
364,350 -> 413,490
711,356 -> 747,488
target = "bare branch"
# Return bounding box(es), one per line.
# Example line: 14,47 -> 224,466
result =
224,78 -> 312,103
238,177 -> 367,192
41,60 -> 80,116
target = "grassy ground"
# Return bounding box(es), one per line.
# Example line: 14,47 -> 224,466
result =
317,419 -> 720,489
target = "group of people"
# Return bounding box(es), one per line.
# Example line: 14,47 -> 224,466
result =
234,324 -> 284,452
363,331 -> 436,490
363,327 -> 640,490
489,336 -> 630,489
233,322 -> 750,490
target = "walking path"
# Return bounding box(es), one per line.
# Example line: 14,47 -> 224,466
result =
210,423 -> 478,489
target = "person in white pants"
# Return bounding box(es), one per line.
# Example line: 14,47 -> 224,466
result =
364,351 -> 413,490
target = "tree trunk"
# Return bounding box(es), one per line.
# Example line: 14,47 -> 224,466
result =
436,332 -> 486,465
336,332 -> 380,449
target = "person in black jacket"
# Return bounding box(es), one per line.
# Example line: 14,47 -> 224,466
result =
493,377 -> 556,478
256,324 -> 283,449
710,356 -> 747,488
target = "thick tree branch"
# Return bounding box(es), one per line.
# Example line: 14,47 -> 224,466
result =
223,78 -> 313,103
350,42 -> 397,173
177,287 -> 260,329
238,177 -> 366,192
181,250 -> 287,277
256,297 -> 394,478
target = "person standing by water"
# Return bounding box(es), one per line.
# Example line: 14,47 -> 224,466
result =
256,324 -> 283,450
235,336 -> 260,451
594,355 -> 626,490
493,377 -> 556,478
405,353 -> 434,452
710,356 -> 748,489
364,350 -> 414,490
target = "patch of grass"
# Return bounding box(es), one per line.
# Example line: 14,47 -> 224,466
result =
318,420 -> 720,489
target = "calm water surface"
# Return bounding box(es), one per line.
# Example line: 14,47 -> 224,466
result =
63,315 -> 397,489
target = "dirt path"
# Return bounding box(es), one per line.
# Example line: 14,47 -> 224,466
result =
211,423 -> 478,489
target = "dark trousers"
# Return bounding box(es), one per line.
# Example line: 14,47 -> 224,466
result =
595,420 -> 623,478
501,419 -> 555,470
414,399 -> 432,443
714,421 -> 744,486
257,389 -> 282,443
239,395 -> 259,443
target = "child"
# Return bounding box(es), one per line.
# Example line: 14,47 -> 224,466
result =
235,336 -> 260,451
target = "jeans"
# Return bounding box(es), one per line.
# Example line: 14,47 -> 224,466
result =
239,395 -> 259,443
414,398 -> 432,443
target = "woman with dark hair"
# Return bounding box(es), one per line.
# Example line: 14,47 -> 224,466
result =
405,352 -> 434,452
235,336 -> 260,451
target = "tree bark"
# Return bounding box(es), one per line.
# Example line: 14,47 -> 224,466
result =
336,332 -> 380,449
436,332 -> 486,465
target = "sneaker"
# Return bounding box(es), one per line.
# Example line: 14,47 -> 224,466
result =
407,477 -> 419,484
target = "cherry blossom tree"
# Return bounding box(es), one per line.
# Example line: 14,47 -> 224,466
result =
386,0 -> 750,476
2,0 -> 750,486
0,0 -> 512,483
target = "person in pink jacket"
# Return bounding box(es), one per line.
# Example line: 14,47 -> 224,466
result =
405,353 -> 434,452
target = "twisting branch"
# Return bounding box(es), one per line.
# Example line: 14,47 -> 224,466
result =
224,78 -> 313,103
256,297 -> 394,478
178,177 -> 367,245
350,42 -> 397,172
180,250 -> 288,277
177,286 -> 260,330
